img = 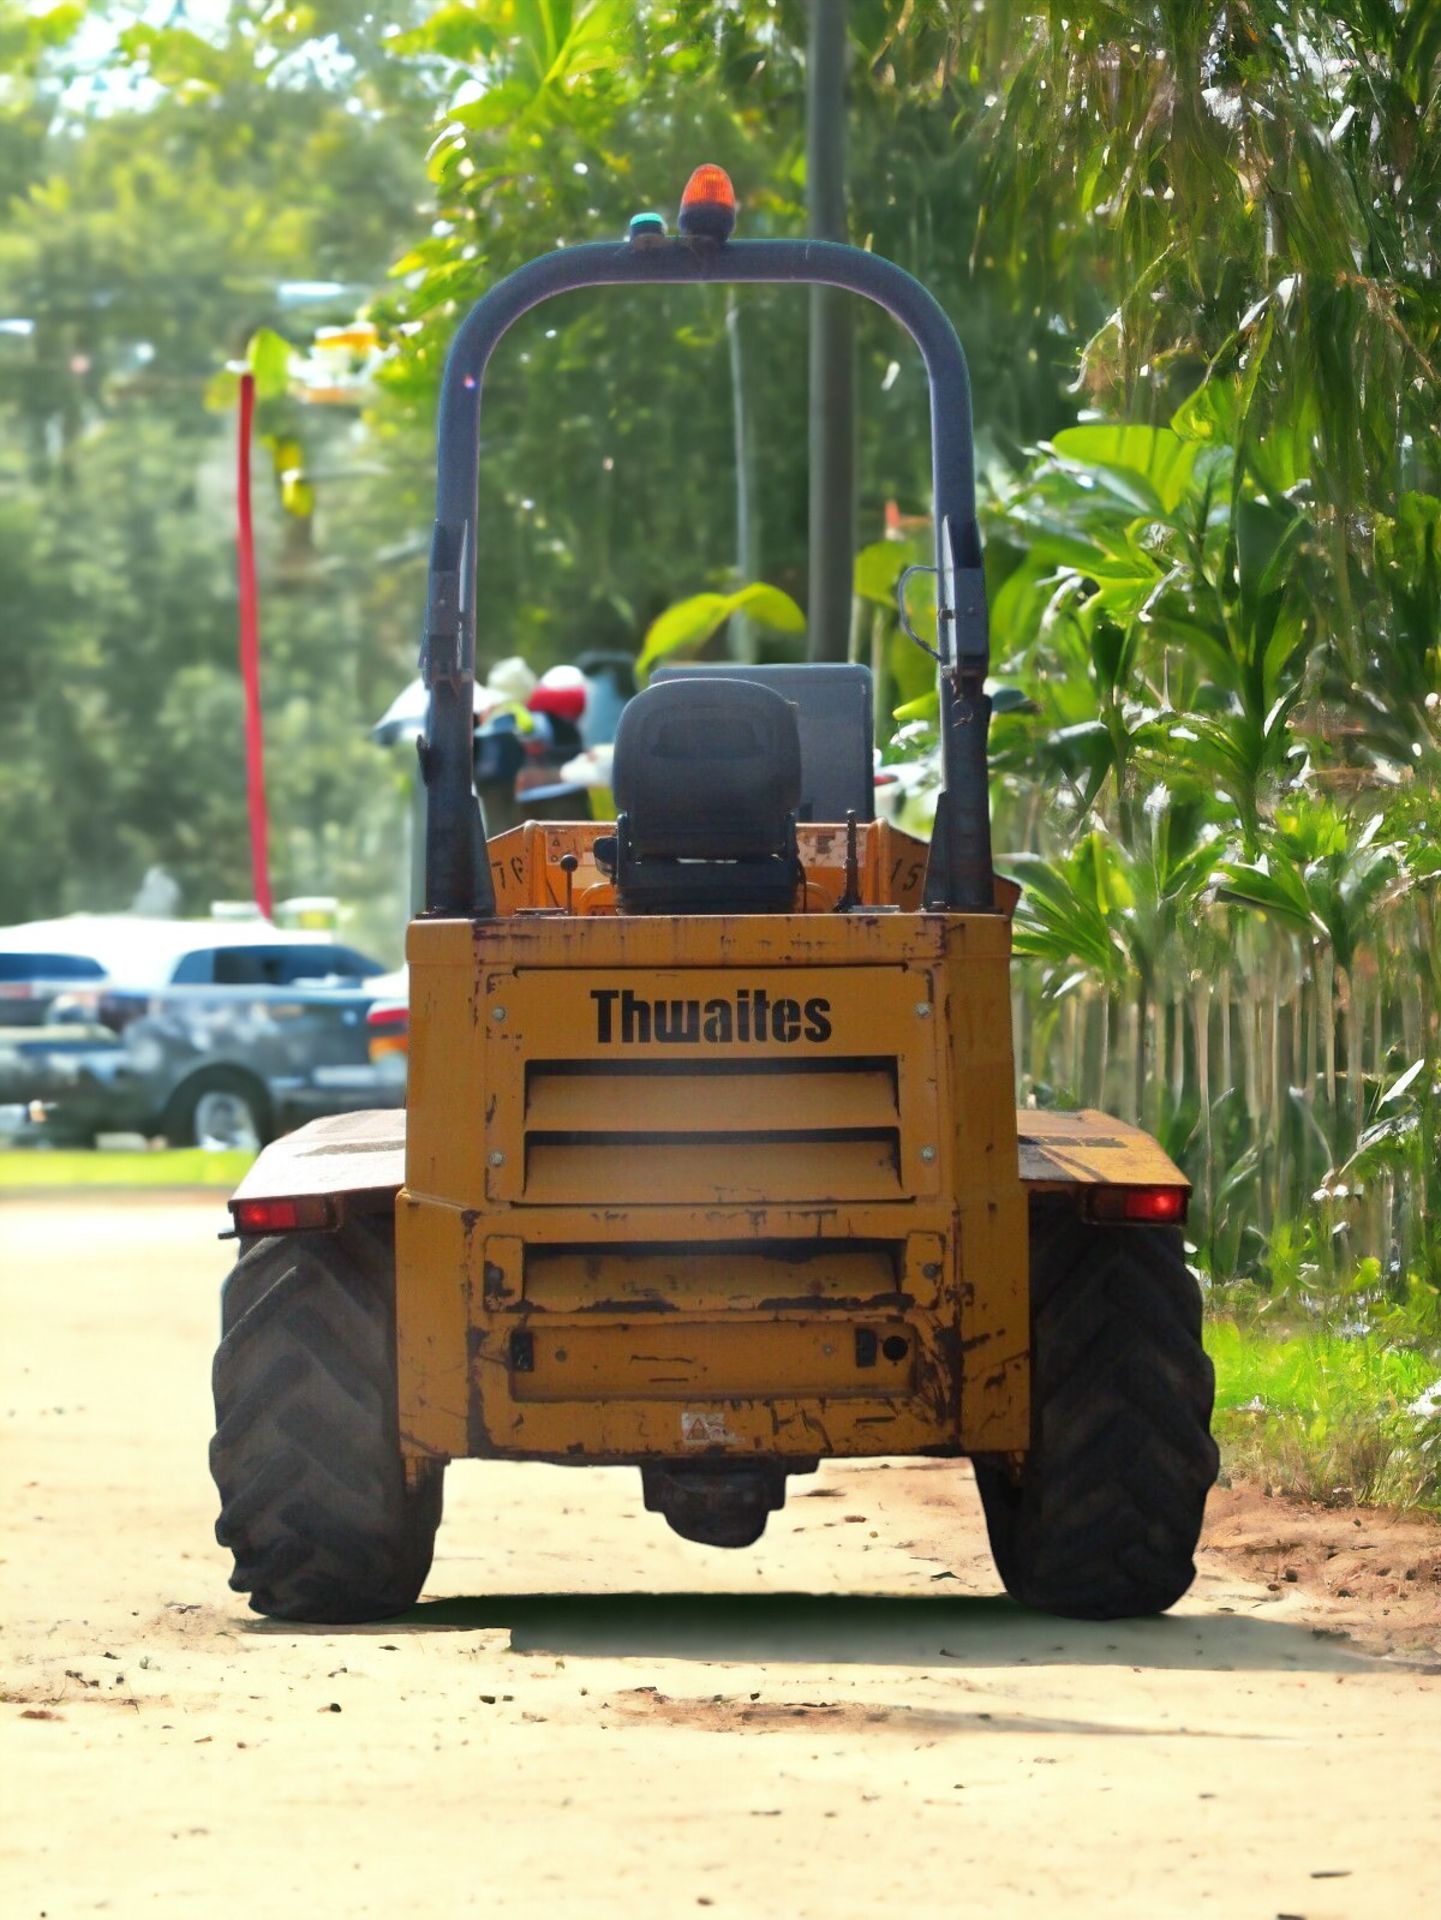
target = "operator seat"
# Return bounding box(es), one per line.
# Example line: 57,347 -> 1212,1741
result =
596,678 -> 803,913
653,662 -> 875,823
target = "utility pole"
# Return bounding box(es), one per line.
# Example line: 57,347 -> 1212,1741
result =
806,0 -> 854,663
235,372 -> 274,919
727,293 -> 760,663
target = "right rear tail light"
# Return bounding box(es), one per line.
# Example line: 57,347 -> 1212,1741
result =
367,1003 -> 408,1063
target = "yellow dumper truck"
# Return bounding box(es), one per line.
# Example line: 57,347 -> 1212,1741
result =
211,167 -> 1217,1623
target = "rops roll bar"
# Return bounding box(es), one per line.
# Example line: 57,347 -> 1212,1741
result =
419,215 -> 994,917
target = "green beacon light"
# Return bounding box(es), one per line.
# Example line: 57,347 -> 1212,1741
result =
627,212 -> 666,247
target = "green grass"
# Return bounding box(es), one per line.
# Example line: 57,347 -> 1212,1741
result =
0,1148 -> 254,1190
1206,1317 -> 1441,1511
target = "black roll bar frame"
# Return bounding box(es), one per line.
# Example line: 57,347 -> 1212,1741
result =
419,233 -> 994,918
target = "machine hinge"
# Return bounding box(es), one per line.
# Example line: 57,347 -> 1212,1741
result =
422,569 -> 462,683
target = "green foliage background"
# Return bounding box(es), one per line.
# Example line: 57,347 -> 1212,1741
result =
1,2 -> 1438,1361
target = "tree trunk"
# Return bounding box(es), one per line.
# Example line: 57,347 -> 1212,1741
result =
1133,982 -> 1148,1128
1193,983 -> 1213,1224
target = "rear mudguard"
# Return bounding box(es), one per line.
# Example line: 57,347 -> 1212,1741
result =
228,1105 -> 1187,1226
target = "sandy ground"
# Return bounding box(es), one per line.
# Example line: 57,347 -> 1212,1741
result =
1,1194 -> 1438,1920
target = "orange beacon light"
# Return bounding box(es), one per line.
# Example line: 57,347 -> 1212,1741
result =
677,164 -> 737,242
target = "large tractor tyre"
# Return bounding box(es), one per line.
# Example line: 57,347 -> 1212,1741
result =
162,1068 -> 273,1152
210,1216 -> 443,1624
974,1198 -> 1218,1621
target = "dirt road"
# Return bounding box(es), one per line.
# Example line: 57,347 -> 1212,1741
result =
2,1195 -> 1437,1919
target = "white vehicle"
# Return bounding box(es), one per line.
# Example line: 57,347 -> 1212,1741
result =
0,916 -> 401,1149
0,914 -> 385,1002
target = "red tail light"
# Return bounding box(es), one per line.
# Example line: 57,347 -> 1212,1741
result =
367,1002 -> 408,1062
232,1194 -> 336,1235
1084,1185 -> 1189,1225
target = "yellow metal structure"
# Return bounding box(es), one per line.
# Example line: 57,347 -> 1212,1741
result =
394,820 -> 1031,1467
211,190 -> 1212,1624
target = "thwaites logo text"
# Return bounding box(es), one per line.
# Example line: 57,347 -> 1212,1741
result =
590,987 -> 832,1045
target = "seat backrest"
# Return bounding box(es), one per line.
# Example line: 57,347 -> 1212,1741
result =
612,678 -> 801,859
652,662 -> 874,822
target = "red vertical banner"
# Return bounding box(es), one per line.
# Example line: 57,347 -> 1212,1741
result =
236,371 -> 274,919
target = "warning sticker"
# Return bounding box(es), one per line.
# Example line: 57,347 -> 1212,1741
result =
681,1410 -> 737,1447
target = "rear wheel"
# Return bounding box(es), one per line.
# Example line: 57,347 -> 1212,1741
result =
163,1068 -> 271,1151
974,1198 -> 1218,1620
210,1216 -> 443,1623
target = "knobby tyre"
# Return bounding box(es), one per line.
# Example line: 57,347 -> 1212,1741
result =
974,1198 -> 1218,1620
210,1216 -> 443,1623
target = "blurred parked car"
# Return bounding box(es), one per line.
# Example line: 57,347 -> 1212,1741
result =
0,914 -> 385,1016
0,915 -> 406,1149
0,948 -> 110,1026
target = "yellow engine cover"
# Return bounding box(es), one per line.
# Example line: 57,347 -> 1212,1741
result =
396,863 -> 1029,1466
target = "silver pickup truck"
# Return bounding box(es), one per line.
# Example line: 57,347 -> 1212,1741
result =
0,916 -> 406,1148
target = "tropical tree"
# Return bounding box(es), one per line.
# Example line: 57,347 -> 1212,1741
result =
0,1 -> 436,939
3,0 -> 1437,1334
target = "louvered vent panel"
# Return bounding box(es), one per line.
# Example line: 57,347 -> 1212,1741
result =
521,1057 -> 904,1205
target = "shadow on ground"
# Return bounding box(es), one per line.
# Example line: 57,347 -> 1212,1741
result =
258,1589 -> 1381,1673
